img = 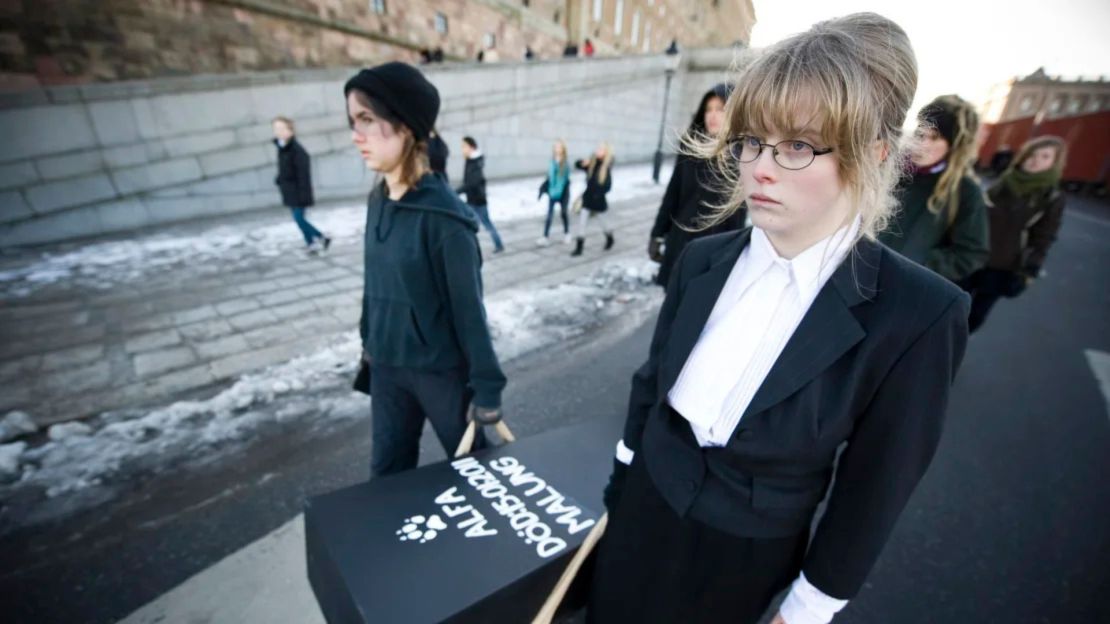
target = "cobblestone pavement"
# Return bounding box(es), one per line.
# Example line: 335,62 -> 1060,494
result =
0,188 -> 665,428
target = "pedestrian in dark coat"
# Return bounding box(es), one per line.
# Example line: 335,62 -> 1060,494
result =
570,142 -> 614,256
879,95 -> 989,283
272,117 -> 329,252
427,128 -> 449,183
649,83 -> 746,287
345,62 -> 507,477
456,136 -> 504,253
964,135 -> 1067,332
592,14 -> 969,624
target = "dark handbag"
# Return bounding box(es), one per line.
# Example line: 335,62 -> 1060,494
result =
538,178 -> 549,200
352,360 -> 371,395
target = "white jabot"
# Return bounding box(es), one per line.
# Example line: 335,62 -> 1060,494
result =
667,218 -> 860,447
614,217 -> 861,624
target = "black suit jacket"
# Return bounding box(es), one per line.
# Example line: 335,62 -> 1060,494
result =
623,228 -> 970,600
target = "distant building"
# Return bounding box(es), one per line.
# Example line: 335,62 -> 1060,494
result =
0,0 -> 756,89
978,68 -> 1110,188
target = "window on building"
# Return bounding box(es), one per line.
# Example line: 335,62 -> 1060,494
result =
643,21 -> 652,52
614,0 -> 624,35
553,9 -> 560,23
1089,96 -> 1104,112
484,33 -> 496,49
370,0 -> 386,14
1019,95 -> 1035,113
593,0 -> 604,22
631,10 -> 640,45
434,12 -> 448,34
1049,96 -> 1064,114
1067,96 -> 1083,114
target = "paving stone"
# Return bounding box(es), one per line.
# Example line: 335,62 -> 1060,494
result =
215,298 -> 259,316
179,318 -> 235,342
258,289 -> 303,306
193,335 -> 250,360
226,309 -> 280,332
173,305 -> 219,326
133,347 -> 196,378
124,329 -> 181,354
40,344 -> 106,371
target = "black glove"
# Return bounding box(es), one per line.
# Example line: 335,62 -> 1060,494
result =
470,405 -> 503,425
602,458 -> 629,513
647,237 -> 664,262
352,350 -> 372,395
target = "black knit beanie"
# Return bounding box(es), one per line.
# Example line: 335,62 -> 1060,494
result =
344,62 -> 440,141
918,98 -> 958,145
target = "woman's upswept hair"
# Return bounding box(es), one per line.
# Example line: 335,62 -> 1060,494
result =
1010,134 -> 1068,178
920,94 -> 982,225
687,12 -> 919,242
348,89 -> 429,189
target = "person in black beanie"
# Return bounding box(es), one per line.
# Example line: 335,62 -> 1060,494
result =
879,94 -> 989,283
648,83 -> 746,287
345,62 -> 507,477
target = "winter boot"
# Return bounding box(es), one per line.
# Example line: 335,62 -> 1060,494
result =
604,232 -> 615,251
570,237 -> 585,257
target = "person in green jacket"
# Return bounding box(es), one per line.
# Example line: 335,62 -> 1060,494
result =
964,135 -> 1068,333
880,94 -> 989,283
344,62 -> 507,477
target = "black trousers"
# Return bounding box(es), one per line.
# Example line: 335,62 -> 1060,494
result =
588,458 -> 808,624
369,364 -> 486,477
963,268 -> 1026,333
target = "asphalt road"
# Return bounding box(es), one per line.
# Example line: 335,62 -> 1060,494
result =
2,196 -> 1108,624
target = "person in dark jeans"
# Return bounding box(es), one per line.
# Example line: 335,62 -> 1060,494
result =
345,63 -> 507,477
272,116 -> 330,253
964,135 -> 1067,333
456,136 -> 505,253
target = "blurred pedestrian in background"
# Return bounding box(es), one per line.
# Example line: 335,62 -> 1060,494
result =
964,135 -> 1068,332
272,116 -> 329,254
649,83 -> 746,287
880,95 -> 989,283
570,142 -> 615,256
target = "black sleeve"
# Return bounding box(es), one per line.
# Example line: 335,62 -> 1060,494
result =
622,244 -> 692,452
652,157 -> 685,238
438,230 -> 507,409
295,145 -> 314,207
802,292 -> 970,599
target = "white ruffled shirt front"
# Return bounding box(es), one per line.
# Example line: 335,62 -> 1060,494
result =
616,218 -> 861,624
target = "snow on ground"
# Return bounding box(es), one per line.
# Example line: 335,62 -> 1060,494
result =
0,259 -> 661,532
0,162 -> 672,298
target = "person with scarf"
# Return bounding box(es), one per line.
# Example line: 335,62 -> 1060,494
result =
964,136 -> 1067,332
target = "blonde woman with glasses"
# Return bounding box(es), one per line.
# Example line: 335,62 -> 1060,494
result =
591,13 -> 970,624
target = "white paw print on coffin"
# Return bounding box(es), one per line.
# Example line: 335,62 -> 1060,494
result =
397,514 -> 449,543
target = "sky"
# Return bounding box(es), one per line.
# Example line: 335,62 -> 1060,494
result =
748,0 -> 1110,115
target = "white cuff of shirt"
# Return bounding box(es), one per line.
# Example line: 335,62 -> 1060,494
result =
778,571 -> 848,624
614,439 -> 635,465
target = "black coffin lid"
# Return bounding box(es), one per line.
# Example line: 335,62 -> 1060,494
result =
305,416 -> 622,624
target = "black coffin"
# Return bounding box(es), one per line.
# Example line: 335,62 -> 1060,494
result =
305,416 -> 621,624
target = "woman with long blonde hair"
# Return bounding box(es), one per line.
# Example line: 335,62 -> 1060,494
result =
537,139 -> 572,246
591,13 -> 970,624
879,94 -> 989,282
570,142 -> 615,256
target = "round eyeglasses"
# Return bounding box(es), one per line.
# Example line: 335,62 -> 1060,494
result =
727,135 -> 835,171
